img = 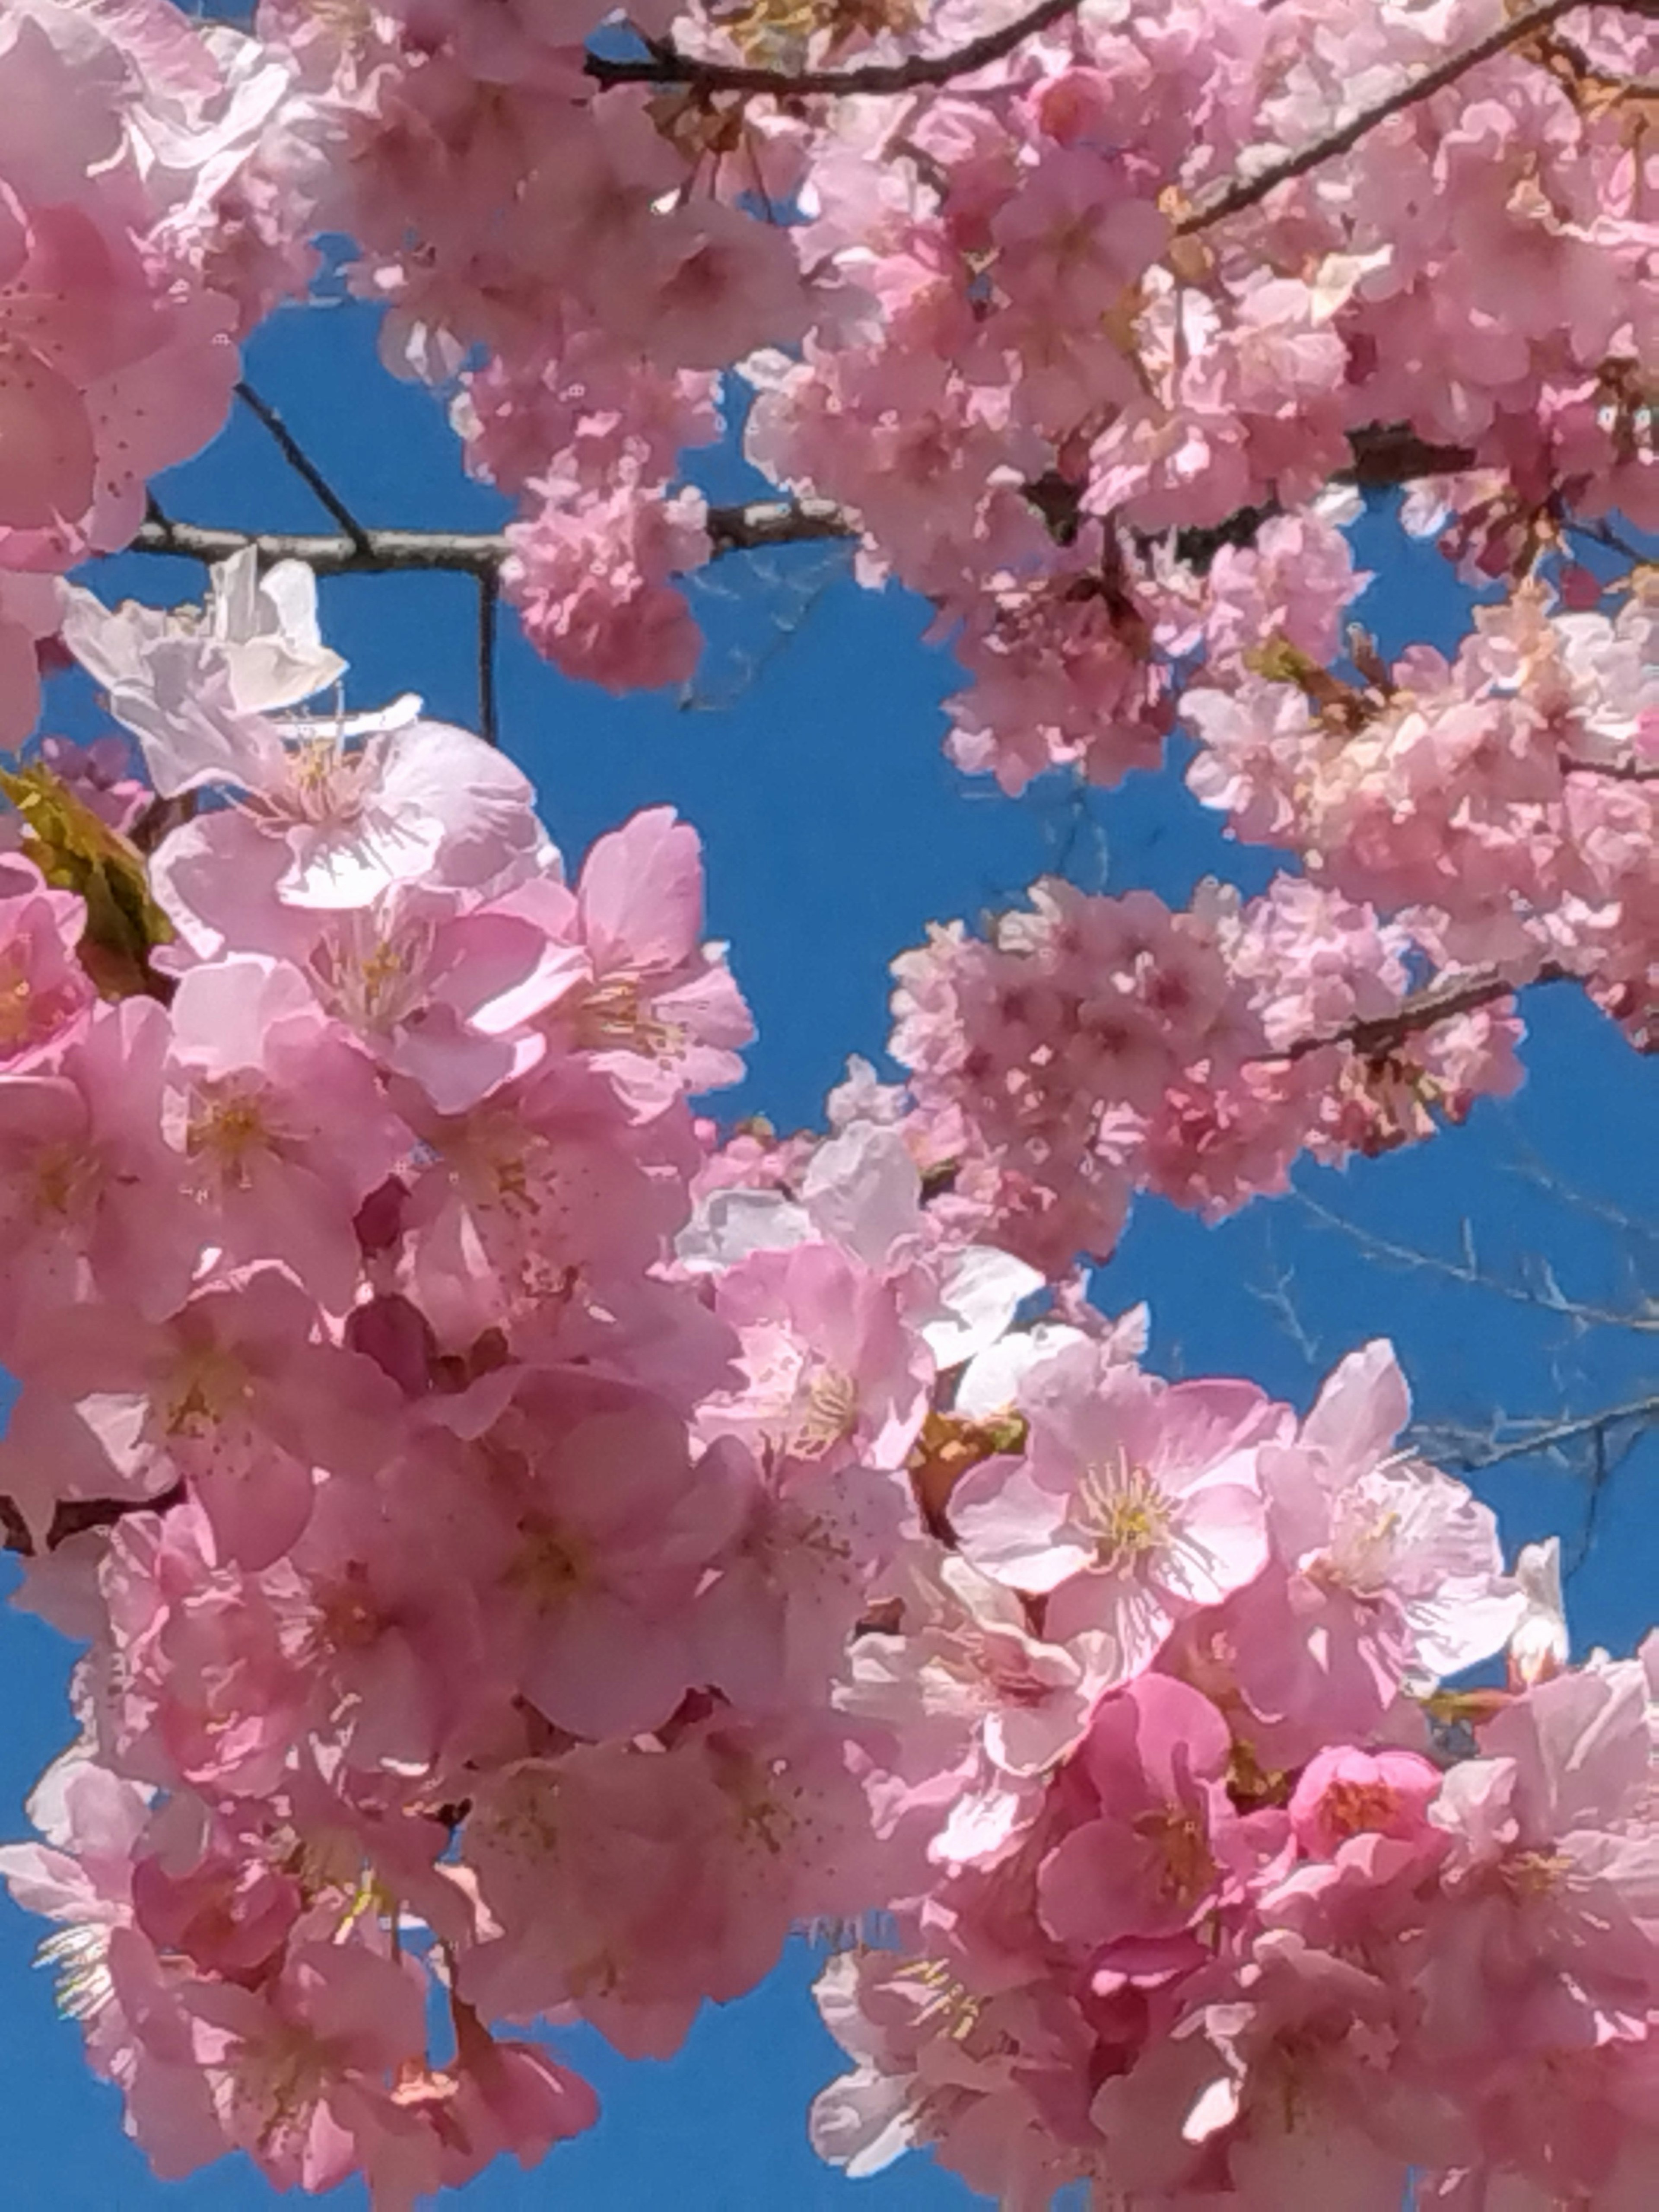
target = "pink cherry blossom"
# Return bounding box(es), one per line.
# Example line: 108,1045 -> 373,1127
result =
951,1361 -> 1280,1681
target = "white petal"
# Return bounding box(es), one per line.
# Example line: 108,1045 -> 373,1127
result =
675,1189 -> 815,1274
801,1121 -> 922,1268
954,1323 -> 1089,1417
917,1246 -> 1044,1370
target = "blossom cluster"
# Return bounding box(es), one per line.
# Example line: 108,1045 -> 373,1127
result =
811,1339 -> 1659,2212
0,557 -> 1647,2212
0,0 -> 1653,2204
190,0 -> 1653,749
0,553 -> 1038,2201
884,870 -> 1522,1275
0,0 -> 312,747
1186,564 -> 1659,1046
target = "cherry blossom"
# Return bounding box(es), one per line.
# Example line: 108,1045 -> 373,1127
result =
0,0 -> 1657,2204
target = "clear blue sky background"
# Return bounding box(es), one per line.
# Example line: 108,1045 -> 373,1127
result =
1,295 -> 1655,2207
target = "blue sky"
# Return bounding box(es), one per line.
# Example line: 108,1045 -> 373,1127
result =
1,294 -> 1655,2207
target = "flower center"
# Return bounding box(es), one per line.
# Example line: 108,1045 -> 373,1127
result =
184,1082 -> 279,1190
164,1348 -> 252,1437
0,957 -> 39,1048
1134,1803 -> 1215,1908
232,2025 -> 331,2150
788,1363 -> 859,1459
315,1565 -> 384,1654
1320,1778 -> 1401,1838
575,974 -> 686,1062
1500,1847 -> 1573,1901
1313,1498 -> 1402,1597
31,1140 -> 84,1219
507,1521 -> 590,1610
897,1958 -> 985,2043
1077,1452 -> 1173,1572
37,1923 -> 114,2023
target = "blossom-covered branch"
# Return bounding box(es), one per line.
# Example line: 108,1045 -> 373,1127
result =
1177,0 -> 1615,232
128,499 -> 858,576
584,0 -> 1084,96
126,428 -> 1478,582
1275,963 -> 1568,1065
3,0 -> 1659,2203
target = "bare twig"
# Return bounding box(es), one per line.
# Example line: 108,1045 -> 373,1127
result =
1501,1138 -> 1659,1249
1566,515 -> 1652,565
477,570 -> 499,747
1293,1188 -> 1659,1335
585,0 -> 1081,96
1246,1220 -> 1324,1364
1177,0 -> 1597,234
1421,1393 -> 1659,1473
235,381 -> 372,554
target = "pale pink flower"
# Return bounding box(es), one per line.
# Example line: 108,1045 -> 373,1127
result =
950,1364 -> 1279,1681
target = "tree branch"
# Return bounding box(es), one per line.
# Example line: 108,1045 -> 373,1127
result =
1,1481 -> 187,1558
585,0 -> 1081,96
1294,1187 -> 1659,1335
477,569 -> 500,747
1561,756 -> 1659,784
706,496 -> 855,554
1421,1394 -> 1659,1473
235,381 -> 372,555
133,515 -> 505,576
1177,0 -> 1597,235
127,428 -> 1478,587
1271,962 -> 1568,1066
129,496 -> 860,578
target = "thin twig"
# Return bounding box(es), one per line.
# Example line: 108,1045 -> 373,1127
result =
1425,1394 -> 1659,1472
1246,1220 -> 1323,1365
1500,1138 -> 1659,1248
1293,1188 -> 1659,1335
585,0 -> 1081,96
1177,0 -> 1596,234
477,570 -> 499,747
235,381 -> 373,554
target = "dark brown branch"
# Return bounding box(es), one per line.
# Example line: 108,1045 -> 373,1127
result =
477,570 -> 499,747
585,0 -> 1081,96
235,382 -> 372,555
1561,755 -> 1659,784
1177,0 -> 1595,235
1127,426 -> 1475,569
705,496 -> 854,554
1,1481 -> 187,1558
1273,961 -> 1569,1065
127,429 -> 1477,587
